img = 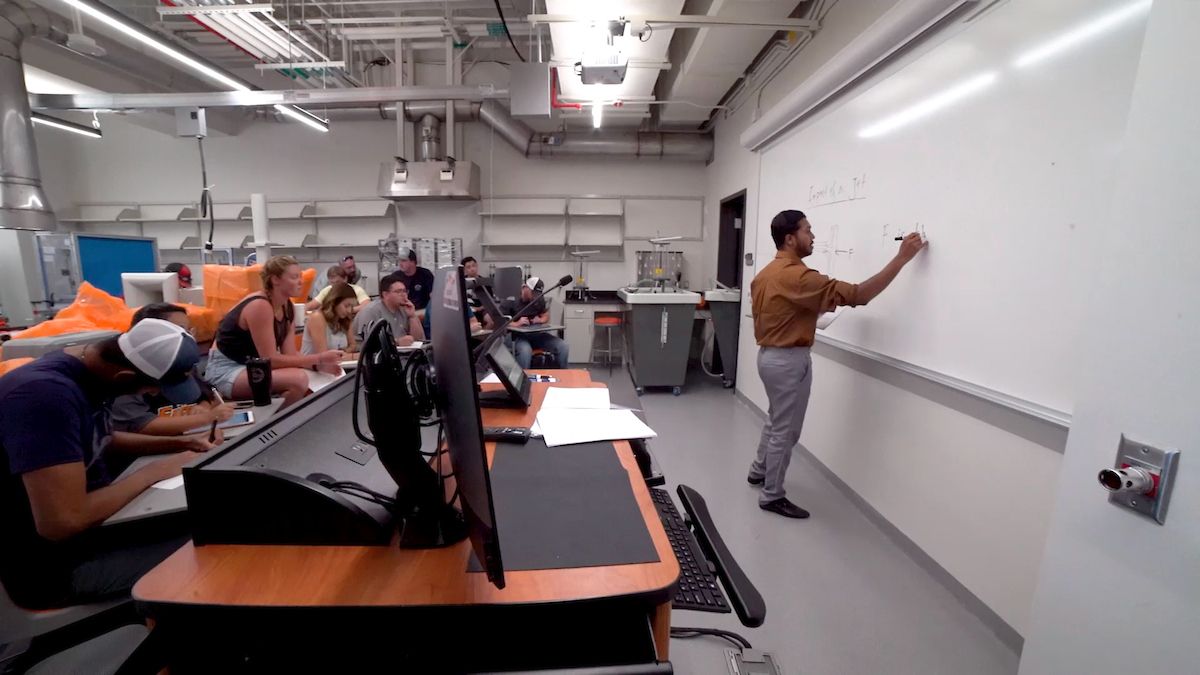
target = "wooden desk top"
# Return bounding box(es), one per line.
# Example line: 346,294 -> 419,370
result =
133,369 -> 678,610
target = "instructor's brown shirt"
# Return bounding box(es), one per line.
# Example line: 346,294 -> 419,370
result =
751,250 -> 861,347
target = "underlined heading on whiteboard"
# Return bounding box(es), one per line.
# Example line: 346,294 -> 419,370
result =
808,173 -> 867,207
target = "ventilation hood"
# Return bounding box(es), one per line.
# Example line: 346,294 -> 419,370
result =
378,158 -> 480,201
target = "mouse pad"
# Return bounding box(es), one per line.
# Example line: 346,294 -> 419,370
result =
467,439 -> 660,572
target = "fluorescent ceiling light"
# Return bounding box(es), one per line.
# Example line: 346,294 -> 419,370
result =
60,0 -> 247,92
58,0 -> 327,133
1014,0 -> 1151,68
858,71 -> 998,139
32,112 -> 102,139
592,99 -> 603,129
274,104 -> 330,133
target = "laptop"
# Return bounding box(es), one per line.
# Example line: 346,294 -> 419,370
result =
478,339 -> 532,409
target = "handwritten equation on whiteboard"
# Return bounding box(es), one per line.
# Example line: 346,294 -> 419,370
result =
808,173 -> 868,207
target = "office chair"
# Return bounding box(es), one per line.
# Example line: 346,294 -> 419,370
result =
0,584 -> 144,674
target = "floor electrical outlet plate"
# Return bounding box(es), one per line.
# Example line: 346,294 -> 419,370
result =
726,648 -> 782,675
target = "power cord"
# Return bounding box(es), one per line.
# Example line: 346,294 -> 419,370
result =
491,0 -> 526,62
670,627 -> 752,651
196,137 -> 215,252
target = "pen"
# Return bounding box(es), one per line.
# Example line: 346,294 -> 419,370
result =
209,388 -> 224,443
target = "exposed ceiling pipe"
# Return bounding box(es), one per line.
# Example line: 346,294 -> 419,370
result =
0,0 -> 70,230
323,99 -> 713,162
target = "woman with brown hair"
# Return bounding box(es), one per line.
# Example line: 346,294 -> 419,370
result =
204,256 -> 343,408
302,283 -> 358,357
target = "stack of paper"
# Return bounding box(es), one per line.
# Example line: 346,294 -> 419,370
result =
535,408 -> 657,448
540,387 -> 610,410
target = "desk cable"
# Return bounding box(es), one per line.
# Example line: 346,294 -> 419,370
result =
669,626 -> 752,651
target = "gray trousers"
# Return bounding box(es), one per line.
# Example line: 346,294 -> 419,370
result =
749,346 -> 813,505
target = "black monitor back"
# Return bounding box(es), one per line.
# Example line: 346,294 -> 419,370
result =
431,266 -> 506,589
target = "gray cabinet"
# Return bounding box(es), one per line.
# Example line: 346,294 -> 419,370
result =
562,302 -> 625,364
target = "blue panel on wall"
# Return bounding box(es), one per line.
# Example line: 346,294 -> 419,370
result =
76,235 -> 158,297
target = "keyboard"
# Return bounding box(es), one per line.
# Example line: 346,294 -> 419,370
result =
650,488 -> 730,613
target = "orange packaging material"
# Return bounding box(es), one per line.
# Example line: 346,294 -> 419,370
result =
293,266 -> 317,305
0,357 -> 35,378
202,264 -> 263,317
9,282 -> 135,340
201,264 -> 316,316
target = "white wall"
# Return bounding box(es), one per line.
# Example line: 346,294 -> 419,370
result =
704,0 -> 1063,636
1018,2 -> 1200,672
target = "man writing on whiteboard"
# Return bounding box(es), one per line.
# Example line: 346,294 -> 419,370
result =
749,210 -> 925,518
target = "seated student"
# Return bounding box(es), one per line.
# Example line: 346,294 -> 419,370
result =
507,276 -> 569,369
204,256 -> 344,409
305,264 -> 370,313
352,272 -> 425,347
110,303 -> 236,436
302,284 -> 359,357
0,320 -> 217,608
462,256 -> 485,324
163,262 -> 193,289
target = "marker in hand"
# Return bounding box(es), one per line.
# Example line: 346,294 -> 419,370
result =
209,388 -> 224,443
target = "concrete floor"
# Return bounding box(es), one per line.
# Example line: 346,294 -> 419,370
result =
589,366 -> 1019,675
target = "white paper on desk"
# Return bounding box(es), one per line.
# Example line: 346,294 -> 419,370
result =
480,372 -> 502,384
397,340 -> 424,351
535,409 -> 657,447
152,475 -> 184,490
529,419 -> 543,438
306,368 -> 344,393
540,387 -> 610,410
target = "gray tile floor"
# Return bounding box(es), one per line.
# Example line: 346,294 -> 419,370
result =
589,367 -> 1019,675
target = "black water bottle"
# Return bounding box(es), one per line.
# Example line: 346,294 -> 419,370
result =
245,357 -> 272,406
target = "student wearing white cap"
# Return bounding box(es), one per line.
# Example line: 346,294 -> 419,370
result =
505,276 -> 570,369
0,319 -> 219,608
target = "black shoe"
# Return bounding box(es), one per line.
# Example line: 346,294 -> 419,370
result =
760,498 -> 810,519
747,475 -> 764,486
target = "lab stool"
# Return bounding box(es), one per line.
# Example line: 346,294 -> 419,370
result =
591,315 -> 624,374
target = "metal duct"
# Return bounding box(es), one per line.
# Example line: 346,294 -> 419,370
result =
416,114 -> 442,161
0,0 -> 68,231
529,131 -> 714,162
322,100 -> 715,162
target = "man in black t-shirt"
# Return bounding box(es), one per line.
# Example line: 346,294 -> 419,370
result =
396,247 -> 435,335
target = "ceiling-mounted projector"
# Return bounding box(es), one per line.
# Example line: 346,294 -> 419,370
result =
577,46 -> 627,85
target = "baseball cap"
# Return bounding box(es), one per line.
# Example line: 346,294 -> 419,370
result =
164,262 -> 192,283
117,318 -> 202,403
525,276 -> 544,292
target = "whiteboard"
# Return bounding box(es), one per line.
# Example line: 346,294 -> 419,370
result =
757,0 -> 1150,414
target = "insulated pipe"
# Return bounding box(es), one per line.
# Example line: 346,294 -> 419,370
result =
324,100 -> 714,162
0,0 -> 69,231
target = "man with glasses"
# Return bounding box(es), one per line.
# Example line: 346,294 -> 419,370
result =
352,272 -> 425,347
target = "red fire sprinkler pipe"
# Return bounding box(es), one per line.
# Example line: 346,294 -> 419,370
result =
550,68 -> 582,110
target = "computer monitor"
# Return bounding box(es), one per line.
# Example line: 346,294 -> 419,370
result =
431,266 -> 505,589
492,266 -> 523,305
478,339 -> 531,409
121,272 -> 180,307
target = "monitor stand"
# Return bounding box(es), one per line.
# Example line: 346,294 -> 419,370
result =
478,389 -> 529,409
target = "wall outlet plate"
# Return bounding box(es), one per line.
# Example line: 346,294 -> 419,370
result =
1110,435 -> 1180,524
